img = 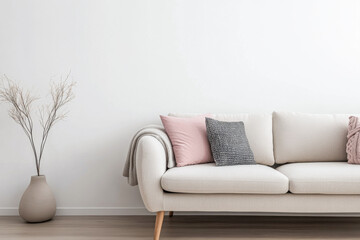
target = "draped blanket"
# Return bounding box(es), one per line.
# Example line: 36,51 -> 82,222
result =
346,116 -> 360,164
123,125 -> 175,186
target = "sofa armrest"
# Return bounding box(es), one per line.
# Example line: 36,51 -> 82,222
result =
136,136 -> 167,212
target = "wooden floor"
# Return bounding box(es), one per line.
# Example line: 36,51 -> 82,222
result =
1,215 -> 360,240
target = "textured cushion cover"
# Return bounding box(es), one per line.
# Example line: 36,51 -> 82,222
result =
273,112 -> 351,164
205,118 -> 255,166
277,162 -> 360,194
160,115 -> 213,167
169,113 -> 274,166
161,163 -> 289,194
346,116 -> 360,164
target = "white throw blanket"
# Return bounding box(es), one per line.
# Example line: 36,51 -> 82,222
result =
123,125 -> 175,186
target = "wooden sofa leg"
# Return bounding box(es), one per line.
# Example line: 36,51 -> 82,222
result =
169,211 -> 174,217
154,211 -> 165,240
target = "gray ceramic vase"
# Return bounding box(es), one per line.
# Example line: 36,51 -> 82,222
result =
19,176 -> 56,223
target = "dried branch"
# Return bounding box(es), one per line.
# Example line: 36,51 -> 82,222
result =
0,76 -> 40,175
0,75 -> 75,176
38,74 -> 75,167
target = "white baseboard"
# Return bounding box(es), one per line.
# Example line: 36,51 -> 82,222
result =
0,207 -> 152,216
2,207 -> 360,217
0,208 -> 19,216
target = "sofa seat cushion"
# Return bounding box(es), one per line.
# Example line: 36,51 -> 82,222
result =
277,162 -> 360,194
161,163 -> 289,194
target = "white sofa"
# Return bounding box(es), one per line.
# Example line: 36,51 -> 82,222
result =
136,112 -> 360,240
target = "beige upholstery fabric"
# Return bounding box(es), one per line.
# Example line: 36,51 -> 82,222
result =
169,113 -> 274,166
135,136 -> 166,212
161,163 -> 288,194
277,162 -> 360,194
123,125 -> 175,186
163,193 -> 360,213
273,112 -> 350,164
135,112 -> 360,214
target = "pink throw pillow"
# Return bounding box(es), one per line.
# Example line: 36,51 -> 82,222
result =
346,116 -> 360,164
160,115 -> 213,167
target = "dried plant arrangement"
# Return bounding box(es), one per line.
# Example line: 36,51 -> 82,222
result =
0,74 -> 75,176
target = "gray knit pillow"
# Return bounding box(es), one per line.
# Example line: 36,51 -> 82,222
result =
205,118 -> 256,166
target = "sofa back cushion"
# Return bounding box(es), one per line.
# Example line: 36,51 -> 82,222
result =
273,112 -> 351,164
169,113 -> 274,166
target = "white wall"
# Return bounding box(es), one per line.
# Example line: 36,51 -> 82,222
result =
0,0 -> 359,215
